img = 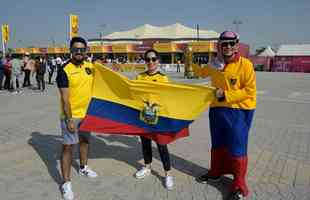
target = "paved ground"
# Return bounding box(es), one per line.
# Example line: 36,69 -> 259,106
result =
0,72 -> 310,200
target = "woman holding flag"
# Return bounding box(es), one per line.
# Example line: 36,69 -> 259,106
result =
134,49 -> 176,190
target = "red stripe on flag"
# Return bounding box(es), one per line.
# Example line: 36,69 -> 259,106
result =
144,127 -> 189,145
80,115 -> 189,144
80,115 -> 146,133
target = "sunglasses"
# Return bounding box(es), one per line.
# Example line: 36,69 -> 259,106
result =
70,47 -> 87,54
145,57 -> 157,63
221,41 -> 238,47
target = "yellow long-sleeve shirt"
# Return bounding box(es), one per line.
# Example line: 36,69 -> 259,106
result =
195,56 -> 256,110
136,71 -> 169,83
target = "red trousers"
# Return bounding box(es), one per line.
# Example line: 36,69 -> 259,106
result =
208,148 -> 249,196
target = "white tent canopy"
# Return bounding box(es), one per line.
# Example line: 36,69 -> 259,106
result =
257,46 -> 275,57
104,23 -> 219,40
276,44 -> 310,56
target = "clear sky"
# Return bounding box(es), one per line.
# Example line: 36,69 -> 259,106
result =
0,0 -> 309,52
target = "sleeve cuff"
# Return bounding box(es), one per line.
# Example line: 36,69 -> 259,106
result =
217,91 -> 226,102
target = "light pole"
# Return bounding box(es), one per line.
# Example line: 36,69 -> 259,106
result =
232,19 -> 242,33
99,32 -> 103,46
18,39 -> 23,48
99,24 -> 106,46
51,37 -> 56,47
196,24 -> 200,41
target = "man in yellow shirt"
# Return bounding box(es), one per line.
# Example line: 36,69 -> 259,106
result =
195,31 -> 256,200
56,37 -> 97,200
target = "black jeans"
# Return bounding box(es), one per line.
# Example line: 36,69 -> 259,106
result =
48,67 -> 54,84
3,71 -> 11,90
0,69 -> 3,89
140,136 -> 171,171
36,74 -> 45,91
23,69 -> 31,87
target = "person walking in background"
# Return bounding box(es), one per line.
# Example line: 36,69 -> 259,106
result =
0,56 -> 4,90
176,59 -> 181,72
3,55 -> 12,91
23,53 -> 35,87
47,57 -> 55,84
9,54 -> 23,94
56,56 -> 63,72
35,57 -> 46,92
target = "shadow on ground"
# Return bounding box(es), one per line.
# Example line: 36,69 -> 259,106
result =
28,132 -> 232,199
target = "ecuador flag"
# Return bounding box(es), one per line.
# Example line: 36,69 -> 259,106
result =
80,64 -> 215,144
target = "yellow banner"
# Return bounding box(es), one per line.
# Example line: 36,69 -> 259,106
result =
2,24 -> 9,43
112,44 -> 128,53
14,48 -> 27,54
188,41 -> 216,52
89,45 -> 111,53
30,48 -> 41,54
70,14 -> 79,39
153,43 -> 177,52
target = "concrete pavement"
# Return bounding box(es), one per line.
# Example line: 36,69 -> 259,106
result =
0,72 -> 309,200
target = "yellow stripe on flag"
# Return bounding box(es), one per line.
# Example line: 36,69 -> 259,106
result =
92,63 -> 216,121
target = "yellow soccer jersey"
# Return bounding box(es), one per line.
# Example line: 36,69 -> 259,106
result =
136,71 -> 169,83
194,56 -> 256,109
56,61 -> 95,118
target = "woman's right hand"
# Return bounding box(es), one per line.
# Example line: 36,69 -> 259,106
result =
67,120 -> 76,133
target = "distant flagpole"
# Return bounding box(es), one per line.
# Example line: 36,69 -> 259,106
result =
2,36 -> 5,56
69,14 -> 79,40
1,24 -> 9,56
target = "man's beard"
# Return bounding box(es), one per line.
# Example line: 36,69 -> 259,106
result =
72,55 -> 84,65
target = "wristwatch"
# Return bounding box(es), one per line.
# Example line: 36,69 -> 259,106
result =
217,95 -> 225,102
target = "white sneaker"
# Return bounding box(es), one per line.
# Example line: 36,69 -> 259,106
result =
135,167 -> 151,179
165,175 -> 174,190
61,181 -> 74,200
79,165 -> 98,178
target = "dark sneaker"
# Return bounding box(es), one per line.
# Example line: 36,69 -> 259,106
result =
227,190 -> 244,200
196,173 -> 221,184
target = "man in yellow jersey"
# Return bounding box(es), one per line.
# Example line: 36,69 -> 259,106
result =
56,37 -> 97,200
195,31 -> 256,200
